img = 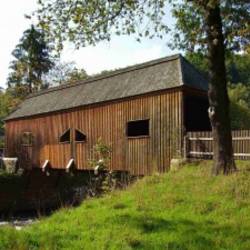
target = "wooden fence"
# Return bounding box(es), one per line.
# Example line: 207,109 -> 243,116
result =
185,130 -> 250,160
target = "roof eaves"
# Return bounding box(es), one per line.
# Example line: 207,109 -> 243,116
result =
4,85 -> 183,122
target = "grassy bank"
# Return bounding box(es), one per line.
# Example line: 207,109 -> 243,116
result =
1,161 -> 250,250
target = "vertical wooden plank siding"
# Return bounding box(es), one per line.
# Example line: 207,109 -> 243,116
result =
5,89 -> 183,175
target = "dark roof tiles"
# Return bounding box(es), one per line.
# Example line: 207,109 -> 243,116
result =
5,54 -> 208,121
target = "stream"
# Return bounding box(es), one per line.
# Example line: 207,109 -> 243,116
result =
0,212 -> 39,230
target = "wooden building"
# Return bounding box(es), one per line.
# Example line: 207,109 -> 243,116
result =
4,54 -> 210,175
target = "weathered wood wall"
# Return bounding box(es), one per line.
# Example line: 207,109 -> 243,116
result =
186,130 -> 250,160
5,89 -> 183,175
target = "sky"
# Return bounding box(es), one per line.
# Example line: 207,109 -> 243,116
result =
0,0 -> 178,89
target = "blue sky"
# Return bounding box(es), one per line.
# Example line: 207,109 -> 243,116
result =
0,0 -> 179,89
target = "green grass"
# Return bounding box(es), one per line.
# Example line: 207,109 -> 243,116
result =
1,161 -> 250,250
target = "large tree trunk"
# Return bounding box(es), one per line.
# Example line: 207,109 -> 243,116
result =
205,2 -> 236,175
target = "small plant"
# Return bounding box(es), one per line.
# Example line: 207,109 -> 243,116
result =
88,138 -> 113,194
87,138 -> 131,196
89,137 -> 111,174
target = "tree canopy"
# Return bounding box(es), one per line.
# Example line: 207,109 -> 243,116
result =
170,0 -> 249,53
186,52 -> 250,85
0,90 -> 20,144
36,0 -> 249,54
229,84 -> 250,129
43,61 -> 88,87
7,25 -> 54,98
186,52 -> 250,130
36,0 -> 169,50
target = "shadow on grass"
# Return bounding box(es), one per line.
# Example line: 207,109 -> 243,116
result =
113,214 -> 250,250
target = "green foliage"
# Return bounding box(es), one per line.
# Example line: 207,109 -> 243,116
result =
186,51 -> 250,85
43,61 -> 88,86
228,84 -> 250,129
186,52 -> 250,130
88,138 -> 113,194
186,51 -> 250,129
1,161 -> 250,249
0,90 -> 21,139
35,0 -> 249,55
67,68 -> 88,82
226,53 -> 250,85
171,1 -> 250,53
36,0 -> 169,50
185,51 -> 209,76
88,137 -> 111,172
7,25 -> 54,98
0,139 -> 4,149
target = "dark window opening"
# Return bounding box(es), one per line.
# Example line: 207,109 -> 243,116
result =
184,95 -> 211,131
21,132 -> 33,146
75,129 -> 86,142
60,129 -> 71,143
127,119 -> 149,137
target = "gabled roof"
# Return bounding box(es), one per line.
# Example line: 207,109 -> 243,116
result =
5,54 -> 208,121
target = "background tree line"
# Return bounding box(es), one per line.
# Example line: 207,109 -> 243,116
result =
186,52 -> 250,130
0,25 -> 88,142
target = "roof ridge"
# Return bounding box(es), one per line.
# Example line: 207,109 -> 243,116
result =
26,53 -> 182,99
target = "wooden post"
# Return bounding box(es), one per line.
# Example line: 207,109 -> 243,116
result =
183,134 -> 189,160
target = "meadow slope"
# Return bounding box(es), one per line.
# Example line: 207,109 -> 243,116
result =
1,161 -> 250,250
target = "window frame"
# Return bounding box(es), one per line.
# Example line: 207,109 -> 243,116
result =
59,128 -> 71,144
75,128 -> 87,143
126,119 -> 150,139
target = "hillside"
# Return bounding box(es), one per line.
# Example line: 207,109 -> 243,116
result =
1,161 -> 250,250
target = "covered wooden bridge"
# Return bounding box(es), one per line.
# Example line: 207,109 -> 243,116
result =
4,54 -> 210,175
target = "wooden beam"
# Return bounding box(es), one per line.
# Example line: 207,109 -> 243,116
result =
66,158 -> 74,173
188,137 -> 250,141
42,160 -> 50,172
232,137 -> 250,141
234,153 -> 250,157
189,151 -> 213,156
189,151 -> 250,157
188,137 -> 213,141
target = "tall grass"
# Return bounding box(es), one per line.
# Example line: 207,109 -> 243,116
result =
0,161 -> 250,250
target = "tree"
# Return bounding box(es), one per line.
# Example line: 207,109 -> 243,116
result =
227,53 -> 250,85
186,52 -> 250,130
171,2 -> 248,174
36,0 -> 250,174
228,84 -> 250,130
186,52 -> 250,86
43,61 -> 88,87
199,2 -> 235,174
170,1 -> 249,53
185,52 -> 250,86
0,90 -> 20,140
7,25 -> 54,98
67,68 -> 88,82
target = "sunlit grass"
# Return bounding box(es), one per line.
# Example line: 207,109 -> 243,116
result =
0,161 -> 250,250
